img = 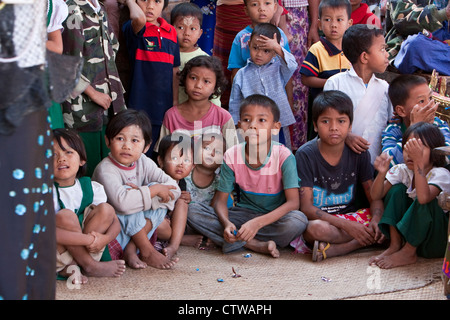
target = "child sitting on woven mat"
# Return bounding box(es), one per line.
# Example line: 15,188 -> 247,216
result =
370,122 -> 450,269
290,90 -> 385,262
187,94 -> 308,257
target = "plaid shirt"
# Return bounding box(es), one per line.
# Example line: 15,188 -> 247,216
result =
229,48 -> 298,127
282,0 -> 309,7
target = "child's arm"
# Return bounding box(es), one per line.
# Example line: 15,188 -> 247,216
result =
47,30 -> 64,54
301,75 -> 326,88
381,124 -> 403,168
213,191 -> 238,243
236,188 -> 299,243
173,66 -> 179,106
362,179 -> 385,243
307,0 -> 320,47
119,0 -> 146,34
405,138 -> 442,204
56,225 -> 95,247
371,153 -> 393,200
256,34 -> 284,60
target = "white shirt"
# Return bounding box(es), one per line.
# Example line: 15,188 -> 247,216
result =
386,164 -> 450,202
324,68 -> 393,164
53,179 -> 107,213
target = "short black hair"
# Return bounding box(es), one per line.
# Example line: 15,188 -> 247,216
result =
319,0 -> 352,19
239,94 -> 280,122
179,55 -> 227,100
388,74 -> 428,108
158,133 -> 194,163
342,24 -> 384,64
105,109 -> 153,148
312,90 -> 354,125
402,122 -> 447,167
170,2 -> 203,25
250,23 -> 281,44
53,128 -> 88,178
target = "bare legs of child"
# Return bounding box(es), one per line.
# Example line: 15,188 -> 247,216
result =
56,206 -> 126,283
304,220 -> 369,262
123,218 -> 179,269
369,225 -> 417,269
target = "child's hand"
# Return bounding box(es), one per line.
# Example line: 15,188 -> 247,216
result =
235,219 -> 260,243
345,133 -> 370,154
179,191 -> 191,204
373,153 -> 392,174
404,137 -> 424,164
149,184 -> 177,203
256,34 -> 280,53
410,100 -> 438,125
223,224 -> 238,243
342,220 -> 375,247
86,231 -> 107,253
90,91 -> 112,110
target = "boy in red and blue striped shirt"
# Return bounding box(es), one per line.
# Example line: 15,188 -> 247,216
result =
121,0 -> 180,156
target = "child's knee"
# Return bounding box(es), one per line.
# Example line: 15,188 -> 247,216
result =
87,203 -> 116,223
305,220 -> 330,239
56,209 -> 81,231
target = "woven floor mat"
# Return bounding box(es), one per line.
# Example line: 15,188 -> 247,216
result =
55,245 -> 446,300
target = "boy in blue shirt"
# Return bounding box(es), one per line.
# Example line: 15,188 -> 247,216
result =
229,23 -> 297,148
121,0 -> 180,156
228,0 -> 291,81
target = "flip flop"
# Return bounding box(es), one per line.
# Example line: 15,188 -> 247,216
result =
312,240 -> 331,262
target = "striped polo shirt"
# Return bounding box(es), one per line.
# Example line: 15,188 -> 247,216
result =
123,18 -> 180,125
217,141 -> 300,213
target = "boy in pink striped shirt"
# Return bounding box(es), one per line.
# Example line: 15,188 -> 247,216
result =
187,94 -> 308,257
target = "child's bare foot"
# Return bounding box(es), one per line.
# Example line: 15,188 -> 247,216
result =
162,244 -> 179,260
59,264 -> 88,285
368,244 -> 401,265
245,239 -> 280,258
141,250 -> 179,269
181,234 -> 204,248
124,251 -> 147,269
204,238 -> 216,248
83,260 -> 126,277
375,246 -> 417,269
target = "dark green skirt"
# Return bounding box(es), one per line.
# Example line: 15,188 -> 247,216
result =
379,184 -> 449,259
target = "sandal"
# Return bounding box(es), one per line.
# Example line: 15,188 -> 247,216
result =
312,240 -> 330,262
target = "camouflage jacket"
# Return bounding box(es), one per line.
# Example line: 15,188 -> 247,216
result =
62,0 -> 126,132
386,0 -> 449,61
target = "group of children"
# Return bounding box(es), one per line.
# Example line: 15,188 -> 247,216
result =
51,0 -> 450,290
